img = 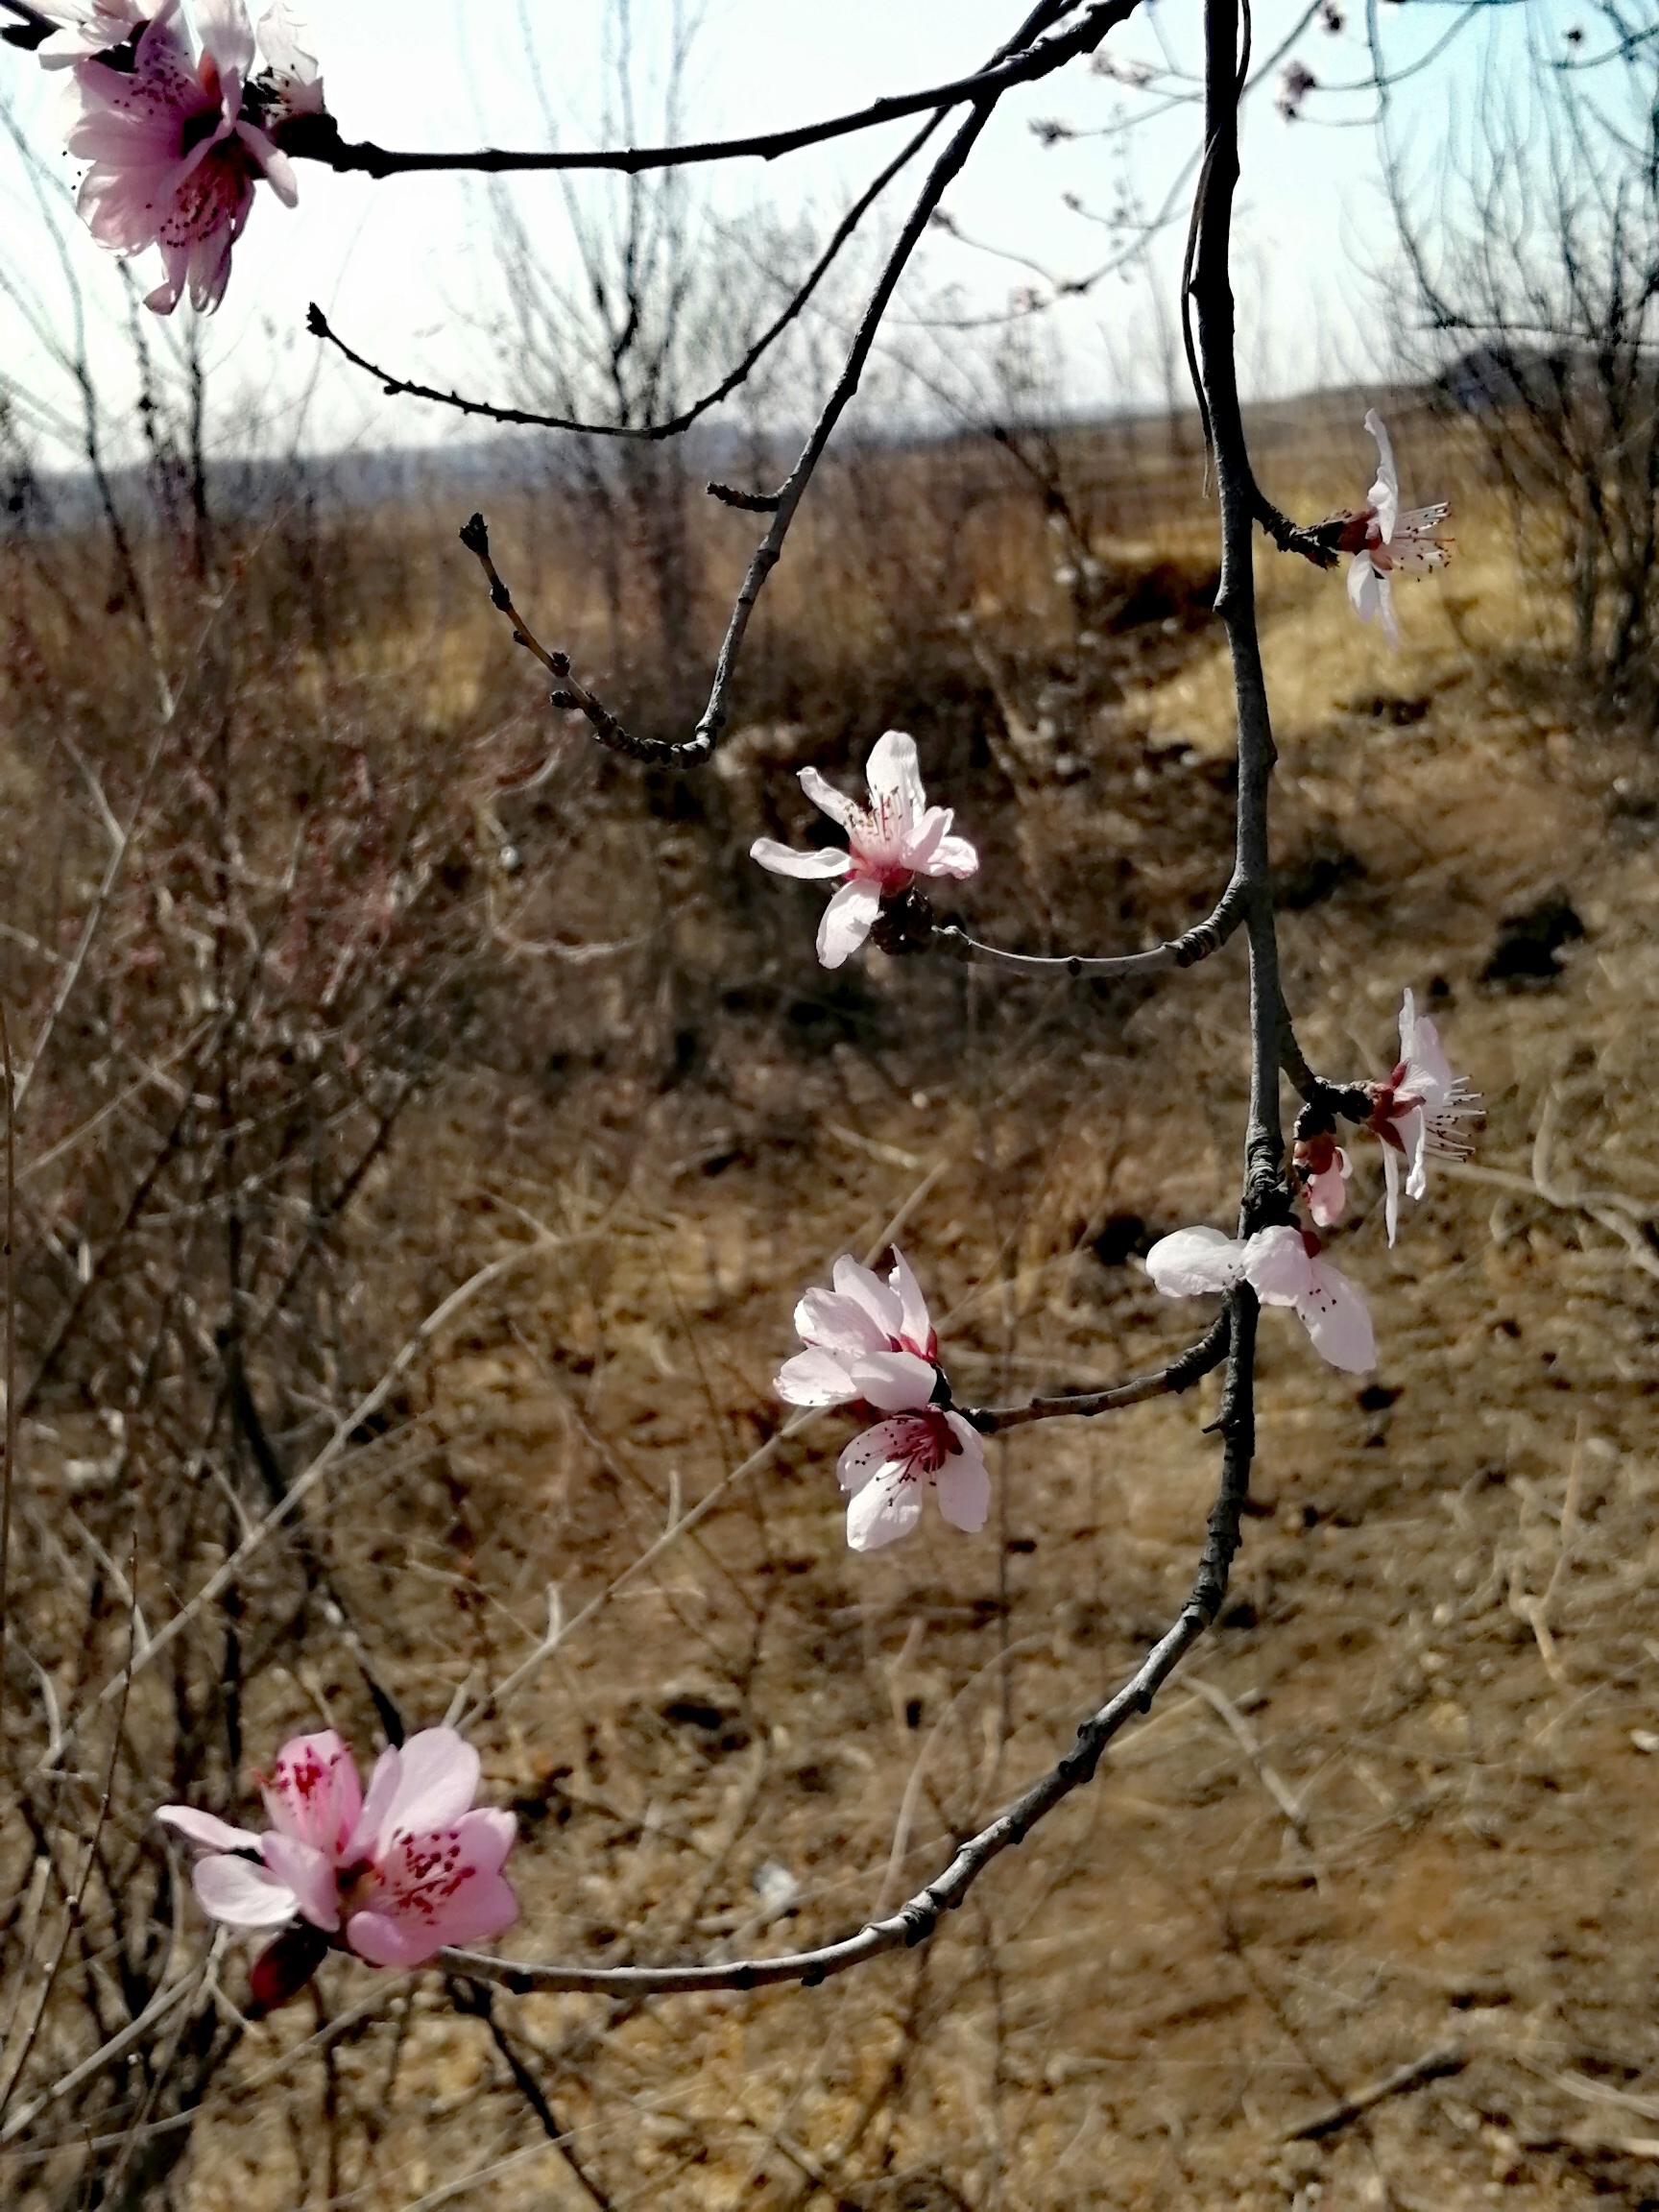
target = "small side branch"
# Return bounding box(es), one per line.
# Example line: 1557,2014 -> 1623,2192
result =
961,1309 -> 1229,1433
457,516 -> 653,759
936,874 -> 1249,980
303,102 -> 941,443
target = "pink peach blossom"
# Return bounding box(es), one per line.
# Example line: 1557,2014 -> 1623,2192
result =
1146,1222 -> 1376,1374
1341,410 -> 1451,645
156,1726 -> 518,1992
751,732 -> 977,969
1365,987 -> 1480,1243
777,1249 -> 989,1550
67,0 -> 312,313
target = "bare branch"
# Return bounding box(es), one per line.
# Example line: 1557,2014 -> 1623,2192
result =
935,874 -> 1250,979
306,108 -> 943,439
960,1310 -> 1231,1434
277,3 -> 1135,182
443,1291 -> 1260,1999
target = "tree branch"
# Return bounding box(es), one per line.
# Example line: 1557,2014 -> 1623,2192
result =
304,106 -> 943,441
277,3 -> 1133,181
935,872 -> 1250,979
960,1308 -> 1231,1432
439,1290 -> 1257,2000
453,0 -> 1142,765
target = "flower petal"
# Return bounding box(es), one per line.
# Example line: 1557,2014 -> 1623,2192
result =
364,1728 -> 480,1848
261,1834 -> 341,1932
937,1417 -> 991,1531
845,1462 -> 926,1551
1296,1261 -> 1376,1374
1241,1225 -> 1313,1308
864,732 -> 926,829
1382,1142 -> 1404,1247
889,1248 -> 932,1353
1363,409 -> 1399,543
797,764 -> 859,831
836,1416 -> 918,1495
260,1730 -> 361,1854
1401,1105 -> 1430,1203
1145,1226 -> 1246,1298
829,1255 -> 903,1341
347,1870 -> 518,1966
850,1347 -> 937,1411
1400,992 -> 1455,1102
925,833 -> 979,880
816,878 -> 880,968
796,1280 -> 889,1357
193,1853 -> 299,1929
195,0 -> 256,75
1347,549 -> 1382,626
750,838 -> 851,880
1307,1153 -> 1350,1229
775,1347 -> 859,1406
156,1805 -> 263,1853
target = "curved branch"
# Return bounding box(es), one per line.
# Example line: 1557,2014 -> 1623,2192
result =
277,2 -> 1133,181
960,1307 -> 1231,1433
441,1293 -> 1258,2000
305,108 -> 944,440
934,874 -> 1250,979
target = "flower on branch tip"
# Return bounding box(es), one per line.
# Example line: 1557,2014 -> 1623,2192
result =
1365,986 -> 1480,1244
1146,1223 -> 1376,1374
1292,1127 -> 1352,1228
776,1248 -> 989,1551
64,0 -> 323,314
750,732 -> 977,970
156,1726 -> 518,2005
1336,411 -> 1452,645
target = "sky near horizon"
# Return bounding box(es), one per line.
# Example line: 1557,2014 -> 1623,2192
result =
0,0 -> 1573,466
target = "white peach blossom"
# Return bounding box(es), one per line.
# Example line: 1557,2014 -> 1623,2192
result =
1146,1222 -> 1376,1375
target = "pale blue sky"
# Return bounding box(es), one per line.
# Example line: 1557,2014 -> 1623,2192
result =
0,0 -> 1568,460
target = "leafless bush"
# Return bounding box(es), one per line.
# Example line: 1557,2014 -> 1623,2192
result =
1386,6 -> 1659,701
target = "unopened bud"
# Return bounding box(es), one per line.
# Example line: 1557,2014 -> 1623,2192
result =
248,1921 -> 331,2016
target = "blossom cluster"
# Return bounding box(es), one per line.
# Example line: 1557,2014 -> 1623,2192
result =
24,0 -> 322,311
776,1249 -> 989,1551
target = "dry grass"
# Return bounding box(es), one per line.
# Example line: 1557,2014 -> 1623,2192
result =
7,396 -> 1659,2209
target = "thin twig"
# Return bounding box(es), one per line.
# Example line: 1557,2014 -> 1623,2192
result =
306,107 -> 943,442
1283,2045 -> 1467,2143
29,1241 -> 554,1777
459,0 -> 1141,765
936,885 -> 1249,981
960,1310 -> 1230,1432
